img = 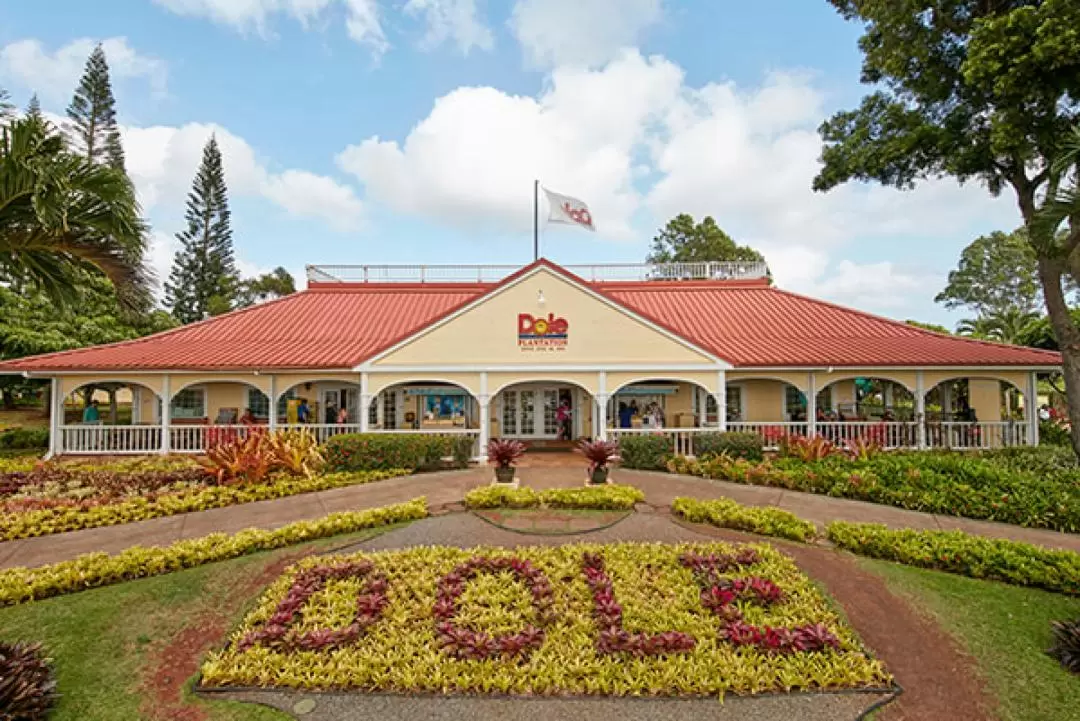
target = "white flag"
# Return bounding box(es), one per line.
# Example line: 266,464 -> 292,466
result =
544,188 -> 595,231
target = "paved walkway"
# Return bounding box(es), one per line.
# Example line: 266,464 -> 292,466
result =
2,461 -> 1079,570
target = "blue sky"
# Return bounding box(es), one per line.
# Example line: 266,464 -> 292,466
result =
0,1 -> 1021,326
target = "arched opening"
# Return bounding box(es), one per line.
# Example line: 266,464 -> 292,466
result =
608,379 -> 712,430
61,380 -> 162,453
369,380 -> 480,432
924,377 -> 1029,448
275,379 -> 361,427
493,379 -> 593,442
814,377 -> 917,448
168,379 -> 267,452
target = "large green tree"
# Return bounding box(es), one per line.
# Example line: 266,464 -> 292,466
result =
0,115 -> 150,310
165,136 -> 239,324
813,0 -> 1080,454
0,275 -> 174,408
956,307 -> 1041,344
647,214 -> 766,265
236,267 -> 296,307
936,229 -> 1041,318
65,44 -> 125,171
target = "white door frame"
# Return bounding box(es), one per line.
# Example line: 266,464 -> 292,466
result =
497,383 -> 575,439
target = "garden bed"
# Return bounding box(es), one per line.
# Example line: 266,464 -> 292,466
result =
201,541 -> 889,697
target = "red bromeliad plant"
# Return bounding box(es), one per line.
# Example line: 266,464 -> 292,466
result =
843,436 -> 883,461
433,556 -> 554,661
581,552 -> 697,657
679,550 -> 840,655
779,434 -> 838,462
238,561 -> 389,652
579,439 -> 619,484
486,438 -> 527,469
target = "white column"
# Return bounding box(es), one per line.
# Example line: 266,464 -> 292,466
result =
161,374 -> 172,455
359,372 -> 370,433
376,390 -> 385,428
597,371 -> 608,440
1026,370 -> 1039,446
47,377 -> 62,458
806,372 -> 817,438
478,372 -> 490,462
884,383 -> 894,409
915,370 -> 926,449
268,375 -> 278,431
715,370 -> 727,432
941,382 -> 952,418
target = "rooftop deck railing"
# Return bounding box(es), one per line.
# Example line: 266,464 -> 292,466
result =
305,261 -> 770,284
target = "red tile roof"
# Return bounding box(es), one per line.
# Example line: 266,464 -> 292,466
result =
0,260 -> 1060,372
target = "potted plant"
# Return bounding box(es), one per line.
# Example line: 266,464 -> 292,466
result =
579,439 -> 619,485
487,438 -> 527,486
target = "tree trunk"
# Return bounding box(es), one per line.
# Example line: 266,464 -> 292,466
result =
1037,256 -> 1080,456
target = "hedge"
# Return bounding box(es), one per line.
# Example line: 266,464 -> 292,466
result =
692,432 -> 765,461
325,433 -> 474,472
0,498 -> 428,606
0,427 -> 48,450
616,434 -> 673,470
0,469 -> 410,541
464,484 -> 645,510
672,496 -> 817,543
827,522 -> 1080,595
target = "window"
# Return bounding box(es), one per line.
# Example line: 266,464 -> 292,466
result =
726,386 -> 742,422
369,393 -> 379,426
784,385 -> 806,420
247,389 -> 293,420
170,388 -> 206,419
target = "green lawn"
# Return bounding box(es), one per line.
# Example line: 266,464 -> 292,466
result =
859,558 -> 1080,721
0,528 -> 390,721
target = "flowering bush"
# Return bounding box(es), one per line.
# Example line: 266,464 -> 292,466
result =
672,496 -> 817,542
202,541 -> 888,697
0,498 -> 427,606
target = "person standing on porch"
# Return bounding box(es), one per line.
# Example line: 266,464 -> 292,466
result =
556,400 -> 572,440
83,400 -> 100,423
297,398 -> 311,424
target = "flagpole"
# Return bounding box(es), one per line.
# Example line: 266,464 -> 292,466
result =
533,179 -> 539,260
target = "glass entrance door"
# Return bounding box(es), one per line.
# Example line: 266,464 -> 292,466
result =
500,386 -> 567,439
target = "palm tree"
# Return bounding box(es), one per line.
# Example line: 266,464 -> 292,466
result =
0,115 -> 150,309
956,307 -> 1040,344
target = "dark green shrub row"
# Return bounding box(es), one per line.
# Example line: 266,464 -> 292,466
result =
618,431 -> 764,470
325,433 -> 474,472
0,427 -> 48,450
827,521 -> 1080,595
674,449 -> 1080,532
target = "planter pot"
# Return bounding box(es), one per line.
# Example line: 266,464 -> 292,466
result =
588,467 -> 610,485
494,467 -> 516,484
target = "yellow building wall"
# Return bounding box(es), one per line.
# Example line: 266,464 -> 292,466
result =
922,370 -> 1028,393
59,374 -> 165,398
738,380 -> 785,422
830,380 -> 857,408
487,372 -> 601,396
968,379 -> 1002,422
816,370 -> 917,393
200,382 -> 254,421
374,267 -> 717,367
726,372 -> 808,392
171,375 -> 272,397
275,373 -> 361,397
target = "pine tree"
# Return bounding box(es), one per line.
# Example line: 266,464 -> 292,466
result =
0,86 -> 13,120
65,44 -> 125,170
165,136 -> 239,324
25,94 -> 42,123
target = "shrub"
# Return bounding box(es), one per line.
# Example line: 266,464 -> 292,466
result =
0,427 -> 48,450
843,437 -> 882,461
463,484 -> 644,510
199,430 -> 326,484
616,433 -> 673,470
672,496 -> 817,542
0,469 -> 408,541
1040,418 -> 1072,447
826,522 -> 1080,595
693,432 -> 764,461
779,435 -> 838,461
325,433 -> 473,472
0,498 -> 428,606
486,438 -> 526,468
1048,619 -> 1080,673
0,641 -> 57,720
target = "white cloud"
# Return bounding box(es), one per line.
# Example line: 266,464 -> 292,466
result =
404,0 -> 493,54
0,37 -> 166,103
337,50 -> 682,239
343,0 -> 389,55
510,0 -> 662,69
124,122 -> 364,230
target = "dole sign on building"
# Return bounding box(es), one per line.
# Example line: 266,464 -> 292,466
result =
518,313 -> 569,351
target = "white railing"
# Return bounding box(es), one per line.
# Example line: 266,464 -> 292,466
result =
279,423 -> 362,444
171,425 -> 258,453
608,428 -> 716,456
727,422 -> 810,449
305,261 -> 770,284
60,425 -> 162,454
926,422 -> 1028,450
816,422 -> 920,450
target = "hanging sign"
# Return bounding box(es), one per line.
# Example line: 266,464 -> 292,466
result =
518,313 -> 569,352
